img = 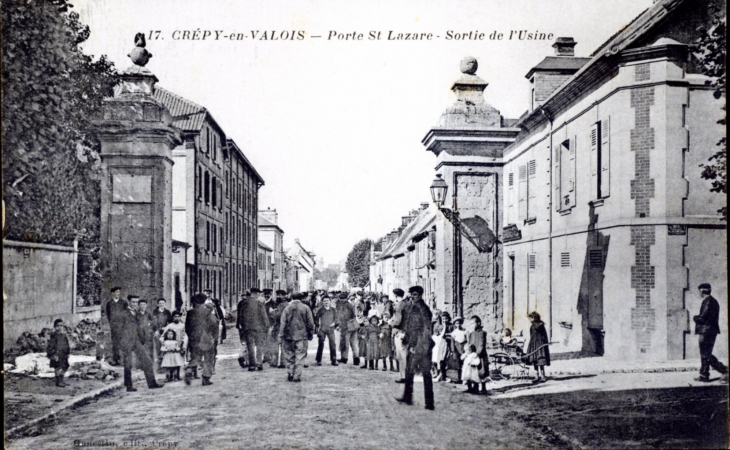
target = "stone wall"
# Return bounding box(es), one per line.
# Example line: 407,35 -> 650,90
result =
3,240 -> 100,348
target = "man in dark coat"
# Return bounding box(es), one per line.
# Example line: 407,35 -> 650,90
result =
185,293 -> 219,386
270,290 -> 290,368
237,288 -> 270,371
335,292 -> 359,364
119,296 -> 163,392
693,283 -> 728,382
396,285 -> 434,410
104,287 -> 128,365
137,299 -> 156,360
263,289 -> 277,363
279,293 -> 315,382
314,296 -> 339,366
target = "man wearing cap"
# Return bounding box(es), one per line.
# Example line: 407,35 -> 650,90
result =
119,296 -> 163,392
693,283 -> 728,383
104,287 -> 127,366
237,288 -> 270,371
185,293 -> 219,386
335,292 -> 359,365
279,293 -> 315,382
396,285 -> 435,410
262,289 -> 276,363
390,288 -> 411,382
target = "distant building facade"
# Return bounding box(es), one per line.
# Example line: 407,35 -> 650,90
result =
287,239 -> 316,293
257,240 -> 274,289
258,209 -> 285,291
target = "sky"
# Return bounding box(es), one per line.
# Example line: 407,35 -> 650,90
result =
74,0 -> 653,266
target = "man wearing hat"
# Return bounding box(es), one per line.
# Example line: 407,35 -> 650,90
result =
237,288 -> 270,371
119,295 -> 163,391
693,283 -> 728,382
390,288 -> 411,382
185,292 -> 219,386
396,285 -> 435,410
279,293 -> 315,382
335,291 -> 359,365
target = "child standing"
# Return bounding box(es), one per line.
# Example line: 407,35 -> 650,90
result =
160,329 -> 185,381
365,315 -> 380,370
379,312 -> 394,372
461,344 -> 481,393
47,319 -> 70,387
160,311 -> 187,381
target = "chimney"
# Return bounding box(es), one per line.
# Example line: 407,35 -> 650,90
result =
552,37 -> 577,57
526,37 -> 587,111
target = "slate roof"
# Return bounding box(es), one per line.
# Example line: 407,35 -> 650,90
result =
525,56 -> 591,79
379,207 -> 437,260
153,87 -> 225,135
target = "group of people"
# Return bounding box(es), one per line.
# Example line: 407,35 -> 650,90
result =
47,281 -> 726,404
91,287 -> 226,390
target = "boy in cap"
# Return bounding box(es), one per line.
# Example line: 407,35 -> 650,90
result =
47,319 -> 71,387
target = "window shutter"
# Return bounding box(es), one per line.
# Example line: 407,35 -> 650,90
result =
518,164 -> 528,220
555,145 -> 562,211
567,136 -> 576,208
560,252 -> 570,267
590,124 -> 599,200
600,117 -> 610,198
528,253 -> 537,312
527,160 -> 536,218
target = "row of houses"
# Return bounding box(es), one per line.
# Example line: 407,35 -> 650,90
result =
371,0 -> 727,363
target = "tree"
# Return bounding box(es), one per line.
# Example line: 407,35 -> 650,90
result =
694,4 -> 726,219
345,239 -> 372,288
2,0 -> 118,244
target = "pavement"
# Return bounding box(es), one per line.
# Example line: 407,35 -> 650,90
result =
4,337 -> 728,449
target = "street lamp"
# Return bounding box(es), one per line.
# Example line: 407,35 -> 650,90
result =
430,173 -> 463,319
430,174 -> 449,208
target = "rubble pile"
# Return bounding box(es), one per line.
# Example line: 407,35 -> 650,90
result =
68,361 -> 119,381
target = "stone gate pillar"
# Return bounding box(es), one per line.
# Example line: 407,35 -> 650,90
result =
422,57 -> 520,332
95,36 -> 182,301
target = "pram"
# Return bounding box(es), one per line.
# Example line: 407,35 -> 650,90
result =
488,336 -> 549,380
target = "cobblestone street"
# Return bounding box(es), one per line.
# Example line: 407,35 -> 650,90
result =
7,336 -> 728,450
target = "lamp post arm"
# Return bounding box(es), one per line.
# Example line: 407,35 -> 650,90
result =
437,207 -> 483,251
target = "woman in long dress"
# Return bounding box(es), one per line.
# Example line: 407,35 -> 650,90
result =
525,311 -> 550,382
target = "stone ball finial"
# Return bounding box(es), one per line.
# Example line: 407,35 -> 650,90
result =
460,56 -> 478,75
128,32 -> 153,67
